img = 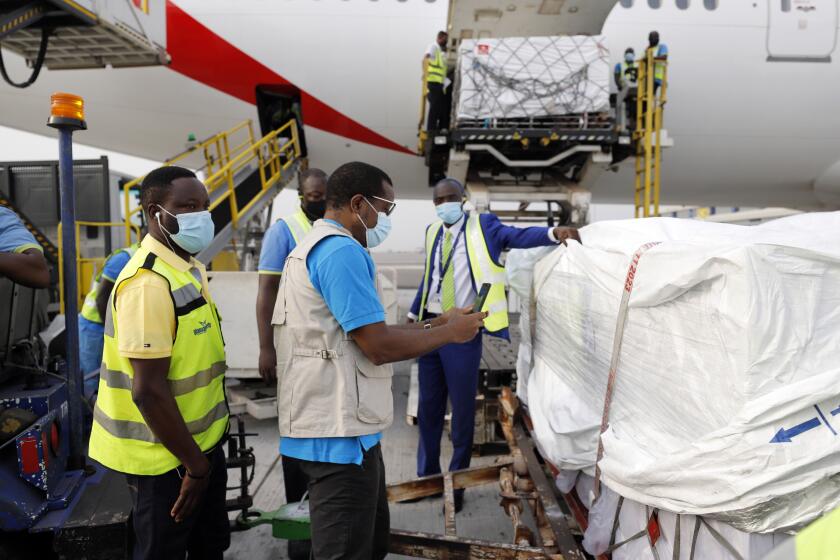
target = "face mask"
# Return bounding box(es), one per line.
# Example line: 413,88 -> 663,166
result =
356,197 -> 392,249
625,53 -> 634,63
156,206 -> 215,255
435,201 -> 464,225
301,199 -> 327,221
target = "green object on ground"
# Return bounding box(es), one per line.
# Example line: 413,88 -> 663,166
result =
237,501 -> 311,540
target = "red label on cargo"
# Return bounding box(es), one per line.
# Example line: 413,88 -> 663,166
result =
477,44 -> 490,55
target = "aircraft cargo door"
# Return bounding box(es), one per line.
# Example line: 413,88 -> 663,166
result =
767,0 -> 837,61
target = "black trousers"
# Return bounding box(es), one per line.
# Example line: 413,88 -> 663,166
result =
290,444 -> 389,560
282,456 -> 312,559
427,82 -> 448,132
125,446 -> 230,560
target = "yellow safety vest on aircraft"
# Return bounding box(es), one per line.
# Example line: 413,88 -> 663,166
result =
427,47 -> 447,85
88,245 -> 228,475
418,213 -> 508,333
282,208 -> 312,245
80,244 -> 139,324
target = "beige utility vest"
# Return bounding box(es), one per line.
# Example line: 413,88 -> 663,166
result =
272,220 -> 393,437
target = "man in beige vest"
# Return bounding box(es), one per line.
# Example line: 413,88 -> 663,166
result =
272,161 -> 485,559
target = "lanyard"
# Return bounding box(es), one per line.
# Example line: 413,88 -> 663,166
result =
436,222 -> 466,294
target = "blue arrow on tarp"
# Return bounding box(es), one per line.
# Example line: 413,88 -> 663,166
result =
831,405 -> 840,417
770,417 -> 821,443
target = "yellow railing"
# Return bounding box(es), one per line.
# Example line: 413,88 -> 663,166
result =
121,120 -> 256,245
121,118 -> 300,245
57,221 -> 142,314
633,47 -> 668,219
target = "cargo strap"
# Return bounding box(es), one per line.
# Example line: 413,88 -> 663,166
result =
593,242 -> 660,500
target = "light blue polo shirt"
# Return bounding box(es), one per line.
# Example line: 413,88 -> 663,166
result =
279,220 -> 385,465
0,206 -> 41,254
258,218 -> 296,275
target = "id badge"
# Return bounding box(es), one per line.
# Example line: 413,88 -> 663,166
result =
427,301 -> 443,314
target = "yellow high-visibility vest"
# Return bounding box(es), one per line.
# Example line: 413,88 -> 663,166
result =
282,208 -> 312,245
88,244 -> 228,475
418,213 -> 508,333
80,244 -> 139,324
427,47 -> 446,85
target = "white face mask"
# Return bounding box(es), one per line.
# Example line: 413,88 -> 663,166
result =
155,206 -> 215,255
356,197 -> 392,248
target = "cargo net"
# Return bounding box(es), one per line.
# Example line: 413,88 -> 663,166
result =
454,35 -> 611,129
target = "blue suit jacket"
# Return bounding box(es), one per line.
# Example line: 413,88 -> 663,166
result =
410,212 -> 556,339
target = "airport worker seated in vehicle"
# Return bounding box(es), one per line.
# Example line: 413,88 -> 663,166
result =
88,166 -> 230,560
407,177 -> 580,512
78,241 -> 140,395
272,161 -> 486,559
0,205 -> 50,288
255,167 -> 327,559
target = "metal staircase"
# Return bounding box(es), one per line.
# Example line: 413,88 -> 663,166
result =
633,47 -> 669,218
121,118 -> 304,267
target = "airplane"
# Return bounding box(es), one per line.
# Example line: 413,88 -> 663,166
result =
0,0 -> 838,211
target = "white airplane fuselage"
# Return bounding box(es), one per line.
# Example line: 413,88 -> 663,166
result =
0,0 -> 838,209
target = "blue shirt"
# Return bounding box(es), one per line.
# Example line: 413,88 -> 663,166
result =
280,220 -> 385,465
79,249 -> 133,331
258,219 -> 295,274
0,206 -> 40,254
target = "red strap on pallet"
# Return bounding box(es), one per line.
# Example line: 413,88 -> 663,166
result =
593,242 -> 660,501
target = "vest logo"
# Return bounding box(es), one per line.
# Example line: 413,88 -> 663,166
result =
193,320 -> 212,336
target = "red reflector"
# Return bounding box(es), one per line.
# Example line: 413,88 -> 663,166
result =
50,422 -> 60,456
647,511 -> 661,545
20,436 -> 40,474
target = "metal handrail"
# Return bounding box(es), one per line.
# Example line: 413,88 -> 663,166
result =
57,220 -> 142,314
633,48 -> 668,218
122,119 -> 255,244
118,119 -> 300,253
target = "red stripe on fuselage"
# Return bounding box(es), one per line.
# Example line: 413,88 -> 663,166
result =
166,1 -> 413,155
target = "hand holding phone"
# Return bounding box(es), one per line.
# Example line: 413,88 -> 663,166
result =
472,283 -> 491,313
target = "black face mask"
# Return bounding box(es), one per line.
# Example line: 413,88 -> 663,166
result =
302,199 -> 327,221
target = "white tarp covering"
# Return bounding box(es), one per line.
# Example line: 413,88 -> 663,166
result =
455,35 -> 610,122
507,213 -> 840,534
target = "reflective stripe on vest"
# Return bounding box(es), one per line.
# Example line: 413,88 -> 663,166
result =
282,208 -> 312,245
89,245 -> 228,475
418,214 -> 508,333
649,46 -> 666,82
427,48 -> 446,84
80,244 -> 139,324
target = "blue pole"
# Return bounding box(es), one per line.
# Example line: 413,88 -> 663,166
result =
58,127 -> 84,468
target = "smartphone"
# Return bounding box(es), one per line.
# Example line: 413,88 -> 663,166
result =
472,283 -> 491,313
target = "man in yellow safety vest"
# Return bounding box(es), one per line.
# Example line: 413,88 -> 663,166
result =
408,178 -> 580,512
424,30 -> 450,132
78,242 -> 139,394
88,166 -> 230,559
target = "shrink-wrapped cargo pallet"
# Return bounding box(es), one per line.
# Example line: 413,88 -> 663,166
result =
506,213 -> 840,556
455,35 -> 610,124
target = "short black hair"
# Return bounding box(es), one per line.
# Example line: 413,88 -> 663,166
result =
298,168 -> 328,194
139,166 -> 197,209
624,47 -> 635,55
437,31 -> 447,39
326,162 -> 392,210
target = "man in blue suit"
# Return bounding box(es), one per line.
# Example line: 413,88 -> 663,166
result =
408,178 -> 580,511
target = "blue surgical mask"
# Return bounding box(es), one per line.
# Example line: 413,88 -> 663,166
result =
625,53 -> 634,63
156,206 -> 215,255
435,201 -> 464,225
357,198 -> 392,248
